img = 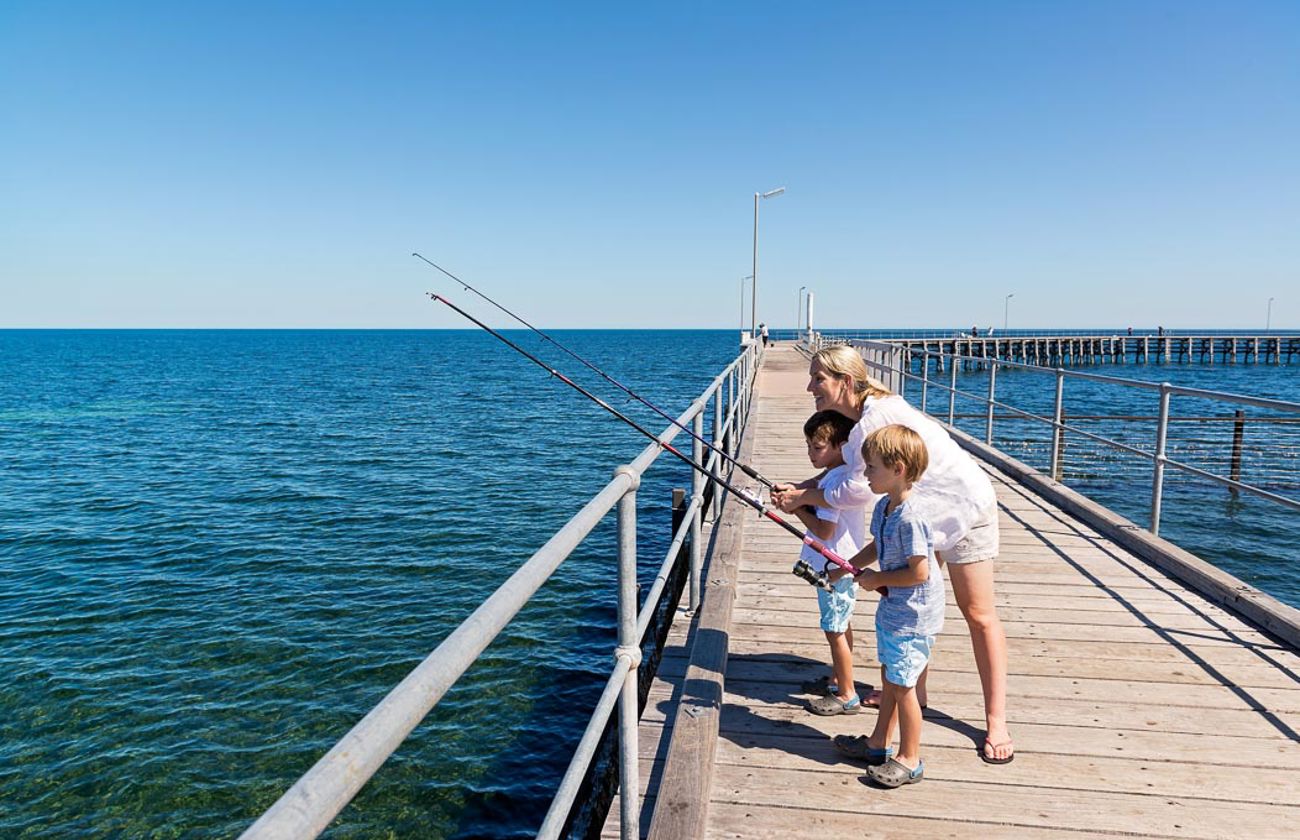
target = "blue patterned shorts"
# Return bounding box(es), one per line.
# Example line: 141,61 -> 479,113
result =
816,576 -> 857,633
876,628 -> 935,687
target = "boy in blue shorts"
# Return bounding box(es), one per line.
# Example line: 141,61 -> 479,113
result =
789,410 -> 866,715
828,424 -> 944,787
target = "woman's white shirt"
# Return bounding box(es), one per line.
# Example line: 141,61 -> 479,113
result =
820,395 -> 996,551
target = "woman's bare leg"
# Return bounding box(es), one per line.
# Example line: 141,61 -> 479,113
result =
947,559 -> 1012,760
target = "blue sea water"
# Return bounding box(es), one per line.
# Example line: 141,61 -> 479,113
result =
0,329 -> 737,839
1,330 -> 1296,837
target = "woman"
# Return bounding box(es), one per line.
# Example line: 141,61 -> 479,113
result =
772,344 -> 1014,764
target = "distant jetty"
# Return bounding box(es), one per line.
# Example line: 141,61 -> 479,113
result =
863,333 -> 1298,368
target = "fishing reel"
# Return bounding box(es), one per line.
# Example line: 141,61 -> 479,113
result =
791,559 -> 833,591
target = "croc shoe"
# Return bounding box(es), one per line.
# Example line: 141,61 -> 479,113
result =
864,758 -> 925,788
831,734 -> 894,765
808,693 -> 861,716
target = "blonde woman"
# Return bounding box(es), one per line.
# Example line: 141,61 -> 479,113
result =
771,345 -> 1015,764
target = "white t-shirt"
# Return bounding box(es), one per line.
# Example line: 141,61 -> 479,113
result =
821,395 -> 997,552
799,464 -> 865,572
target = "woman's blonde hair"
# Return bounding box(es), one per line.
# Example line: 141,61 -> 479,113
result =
811,345 -> 892,409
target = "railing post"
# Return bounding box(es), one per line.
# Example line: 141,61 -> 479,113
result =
689,412 -> 704,612
1150,384 -> 1172,535
947,350 -> 958,425
1229,409 -> 1246,495
613,466 -> 641,840
1050,369 -> 1065,481
985,362 -> 998,444
920,349 -> 930,413
712,388 -> 724,518
741,352 -> 751,426
727,368 -> 735,456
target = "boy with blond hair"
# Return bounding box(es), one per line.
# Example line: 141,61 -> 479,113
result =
829,423 -> 944,787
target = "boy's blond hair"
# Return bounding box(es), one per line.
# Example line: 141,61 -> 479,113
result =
863,424 -> 929,483
803,410 -> 855,447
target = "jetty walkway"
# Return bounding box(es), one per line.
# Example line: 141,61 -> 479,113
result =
611,344 -> 1300,839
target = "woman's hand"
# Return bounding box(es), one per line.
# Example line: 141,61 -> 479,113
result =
770,486 -> 805,512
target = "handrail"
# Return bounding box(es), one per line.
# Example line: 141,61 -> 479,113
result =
241,341 -> 762,840
828,337 -> 1300,534
776,328 -> 1300,341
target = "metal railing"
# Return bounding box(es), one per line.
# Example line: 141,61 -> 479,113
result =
775,327 -> 1300,343
241,341 -> 764,840
829,338 -> 1300,537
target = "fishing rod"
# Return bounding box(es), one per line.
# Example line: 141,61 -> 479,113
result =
429,291 -> 883,593
412,252 -> 777,490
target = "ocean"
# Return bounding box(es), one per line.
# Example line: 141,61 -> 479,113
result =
1,329 -> 1296,837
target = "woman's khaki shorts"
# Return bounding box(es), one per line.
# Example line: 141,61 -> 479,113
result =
938,509 -> 1000,565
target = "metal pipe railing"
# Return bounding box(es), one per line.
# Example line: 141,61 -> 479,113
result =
823,336 -> 1300,537
689,413 -> 704,611
614,468 -> 640,839
243,341 -> 760,840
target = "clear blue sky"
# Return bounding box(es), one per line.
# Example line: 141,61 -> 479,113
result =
2,1 -> 1296,329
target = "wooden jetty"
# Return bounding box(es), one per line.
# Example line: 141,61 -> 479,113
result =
606,344 -> 1300,839
880,334 -> 1300,369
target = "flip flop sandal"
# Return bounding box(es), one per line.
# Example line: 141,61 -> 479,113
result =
981,737 -> 1015,765
808,693 -> 862,716
864,758 -> 925,788
831,734 -> 894,765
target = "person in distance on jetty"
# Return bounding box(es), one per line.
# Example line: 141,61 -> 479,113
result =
829,424 -> 944,786
771,344 -> 1015,765
788,410 -> 867,717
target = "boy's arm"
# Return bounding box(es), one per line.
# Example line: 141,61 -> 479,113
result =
857,554 -> 929,590
826,541 -> 876,581
790,505 -> 835,541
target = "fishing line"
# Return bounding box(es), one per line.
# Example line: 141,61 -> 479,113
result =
429,291 -> 882,592
413,252 -> 777,490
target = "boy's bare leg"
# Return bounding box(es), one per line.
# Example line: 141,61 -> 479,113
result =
947,560 -> 1012,759
867,668 -> 896,751
825,630 -> 855,702
893,684 -> 923,769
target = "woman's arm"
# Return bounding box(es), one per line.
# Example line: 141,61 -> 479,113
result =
773,484 -> 828,511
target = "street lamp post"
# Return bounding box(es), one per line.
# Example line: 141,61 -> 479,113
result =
797,285 -> 806,337
751,186 -> 786,337
1004,293 -> 1015,331
1267,297 -> 1275,332
740,275 -> 753,335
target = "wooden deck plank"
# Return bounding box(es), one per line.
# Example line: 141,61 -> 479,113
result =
705,765 -> 1297,839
